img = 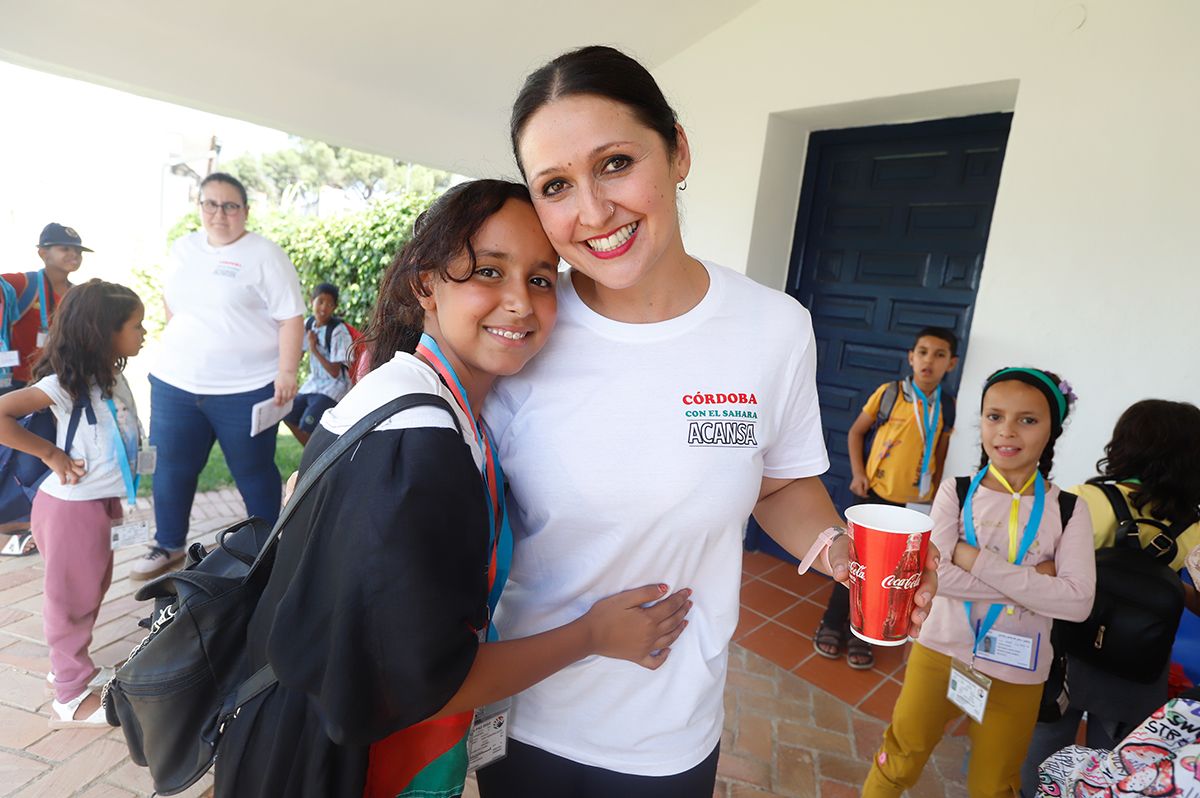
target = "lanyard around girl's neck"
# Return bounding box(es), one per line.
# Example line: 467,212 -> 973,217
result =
414,334 -> 509,620
909,379 -> 942,482
103,397 -> 139,508
36,270 -> 54,332
962,464 -> 1045,651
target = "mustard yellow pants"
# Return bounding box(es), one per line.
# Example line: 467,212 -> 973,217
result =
862,642 -> 1042,798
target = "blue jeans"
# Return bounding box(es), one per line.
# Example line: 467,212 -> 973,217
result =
149,375 -> 281,550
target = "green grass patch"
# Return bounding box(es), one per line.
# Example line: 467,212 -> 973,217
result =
137,428 -> 304,497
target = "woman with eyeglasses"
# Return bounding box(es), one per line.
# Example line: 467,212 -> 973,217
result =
132,172 -> 305,580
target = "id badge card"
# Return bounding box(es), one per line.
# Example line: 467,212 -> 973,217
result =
919,472 -> 932,497
466,697 -> 510,772
974,629 -> 1039,671
36,330 -> 48,348
947,658 -> 991,724
111,519 -> 150,550
0,350 -> 18,368
137,444 -> 158,475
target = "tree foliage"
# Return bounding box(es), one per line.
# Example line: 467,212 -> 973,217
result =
223,138 -> 454,209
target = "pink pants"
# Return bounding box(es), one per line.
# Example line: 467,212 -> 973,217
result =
30,492 -> 120,703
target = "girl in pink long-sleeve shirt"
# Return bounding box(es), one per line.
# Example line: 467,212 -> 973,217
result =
864,367 -> 1096,798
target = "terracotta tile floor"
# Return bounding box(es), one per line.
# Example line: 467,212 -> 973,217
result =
0,502 -> 972,797
737,549 -> 910,723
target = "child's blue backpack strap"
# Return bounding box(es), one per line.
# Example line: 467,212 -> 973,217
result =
15,271 -> 41,318
0,278 -> 18,350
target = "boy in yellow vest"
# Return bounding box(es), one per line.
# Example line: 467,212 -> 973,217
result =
814,327 -> 959,669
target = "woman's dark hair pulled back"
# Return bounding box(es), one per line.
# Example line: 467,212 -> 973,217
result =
359,180 -> 534,369
510,45 -> 679,176
1096,399 -> 1200,525
33,279 -> 142,403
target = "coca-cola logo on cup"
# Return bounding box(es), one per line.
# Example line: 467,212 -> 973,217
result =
881,573 -> 922,591
848,561 -> 866,580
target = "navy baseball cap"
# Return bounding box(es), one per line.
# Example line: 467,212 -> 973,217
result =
37,223 -> 93,252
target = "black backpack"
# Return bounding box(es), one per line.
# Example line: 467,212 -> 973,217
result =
1054,481 -> 1194,684
102,393 -> 459,796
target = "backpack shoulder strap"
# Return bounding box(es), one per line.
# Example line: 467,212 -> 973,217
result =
955,475 -> 971,508
324,317 -> 342,352
247,392 -> 460,578
304,315 -> 314,332
876,380 -> 902,430
15,271 -> 40,317
61,397 -> 98,455
943,391 -> 957,431
1056,490 -> 1078,529
1095,482 -> 1141,548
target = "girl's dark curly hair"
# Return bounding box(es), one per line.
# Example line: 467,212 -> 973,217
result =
359,179 -> 535,369
977,367 -> 1069,478
32,279 -> 142,403
1095,399 -> 1200,524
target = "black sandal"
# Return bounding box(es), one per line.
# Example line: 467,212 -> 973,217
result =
813,620 -> 845,659
846,633 -> 875,670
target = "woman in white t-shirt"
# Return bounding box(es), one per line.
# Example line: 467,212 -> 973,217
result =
476,46 -> 941,796
134,172 -> 306,581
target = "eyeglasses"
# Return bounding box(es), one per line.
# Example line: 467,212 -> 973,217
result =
199,200 -> 244,215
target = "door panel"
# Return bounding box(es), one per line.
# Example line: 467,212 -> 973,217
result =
747,114 -> 1011,561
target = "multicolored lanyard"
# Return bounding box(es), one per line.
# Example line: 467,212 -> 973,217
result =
962,464 -> 1045,650
103,397 -> 139,508
414,333 -> 511,635
36,270 -> 54,333
909,379 -> 941,490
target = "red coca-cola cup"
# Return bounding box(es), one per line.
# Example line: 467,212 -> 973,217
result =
845,504 -> 933,646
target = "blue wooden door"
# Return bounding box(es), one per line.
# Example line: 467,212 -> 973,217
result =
747,113 -> 1012,560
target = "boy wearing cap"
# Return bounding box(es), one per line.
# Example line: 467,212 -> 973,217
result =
1,223 -> 90,390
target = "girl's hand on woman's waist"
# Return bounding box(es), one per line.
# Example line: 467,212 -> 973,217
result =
581,584 -> 693,670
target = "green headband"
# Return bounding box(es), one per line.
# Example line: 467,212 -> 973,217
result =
985,367 -> 1069,425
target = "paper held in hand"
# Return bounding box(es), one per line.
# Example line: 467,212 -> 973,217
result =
250,397 -> 293,437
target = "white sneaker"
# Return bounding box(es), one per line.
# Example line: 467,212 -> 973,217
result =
130,545 -> 185,581
49,688 -> 107,729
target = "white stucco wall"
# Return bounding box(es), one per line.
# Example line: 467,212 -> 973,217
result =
656,0 -> 1199,486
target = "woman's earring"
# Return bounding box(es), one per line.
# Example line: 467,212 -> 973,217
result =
678,179 -> 688,191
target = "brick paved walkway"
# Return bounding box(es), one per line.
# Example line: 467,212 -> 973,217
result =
0,495 -> 969,797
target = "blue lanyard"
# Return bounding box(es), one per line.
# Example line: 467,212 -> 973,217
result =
103,398 -> 139,508
910,379 -> 941,479
962,465 -> 1045,654
415,333 -> 512,638
36,270 -> 50,332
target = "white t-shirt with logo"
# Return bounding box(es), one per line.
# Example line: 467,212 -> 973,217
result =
34,373 -> 143,502
153,231 -> 305,394
484,260 -> 828,776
